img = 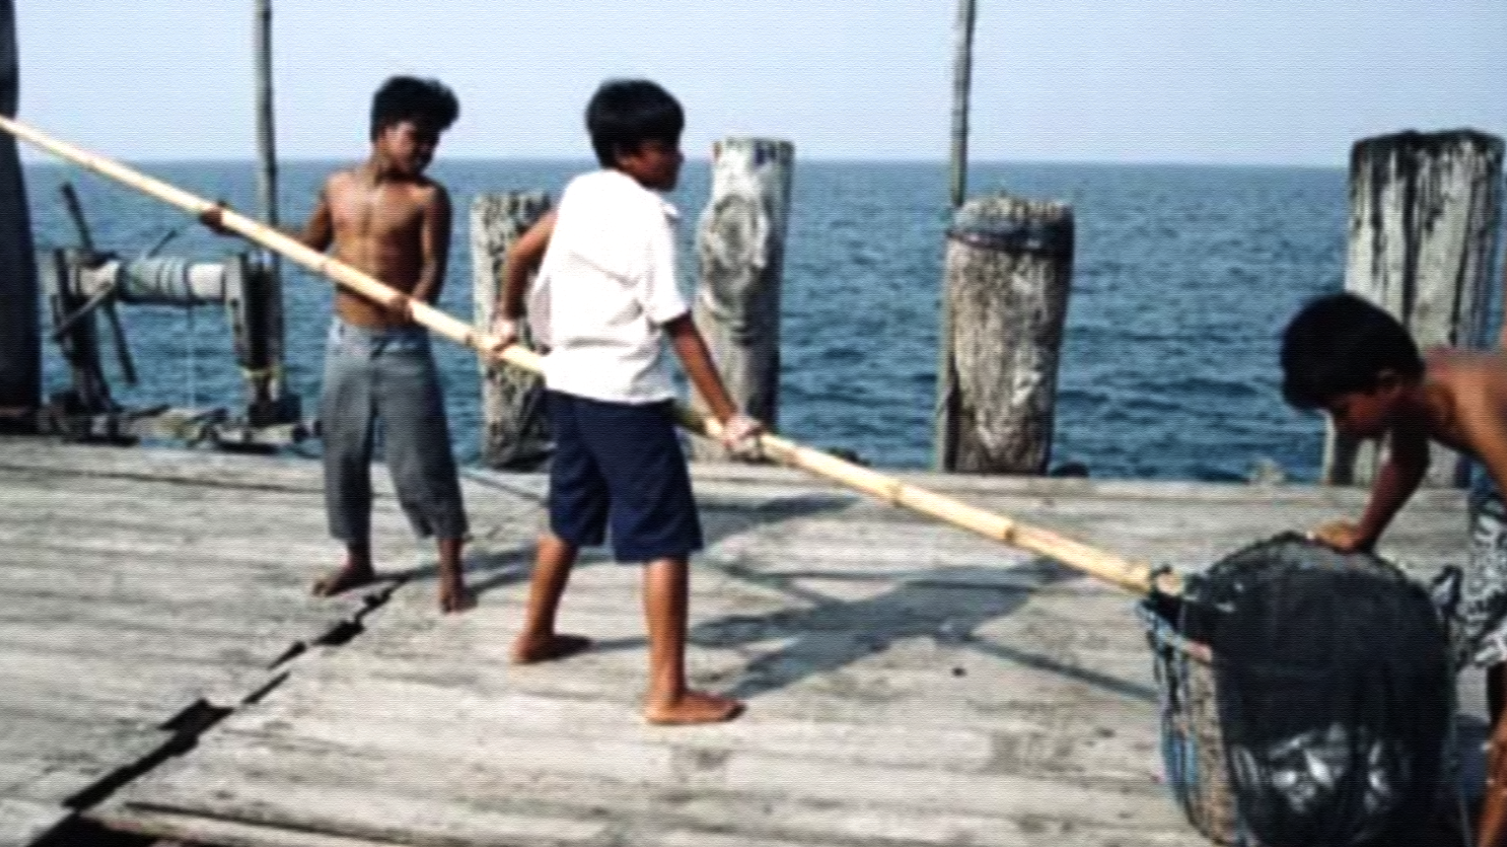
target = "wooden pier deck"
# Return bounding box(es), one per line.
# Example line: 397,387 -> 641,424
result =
0,439 -> 1479,847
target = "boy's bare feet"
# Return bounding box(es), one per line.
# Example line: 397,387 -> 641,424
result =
511,633 -> 592,664
438,575 -> 475,614
644,690 -> 744,725
312,560 -> 377,597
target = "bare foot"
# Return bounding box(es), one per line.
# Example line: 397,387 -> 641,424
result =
439,578 -> 476,614
644,690 -> 744,726
511,633 -> 592,665
312,560 -> 376,598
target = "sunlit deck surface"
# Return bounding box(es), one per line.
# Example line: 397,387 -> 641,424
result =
0,438 -> 1477,847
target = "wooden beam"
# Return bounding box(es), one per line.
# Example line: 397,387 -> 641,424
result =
690,137 -> 794,461
0,0 -> 39,415
935,195 -> 1074,476
469,192 -> 552,469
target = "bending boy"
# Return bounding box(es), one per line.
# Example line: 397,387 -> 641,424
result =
1281,292 -> 1507,845
493,79 -> 760,724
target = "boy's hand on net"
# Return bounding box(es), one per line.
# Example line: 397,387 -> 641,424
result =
719,413 -> 764,458
1308,520 -> 1370,553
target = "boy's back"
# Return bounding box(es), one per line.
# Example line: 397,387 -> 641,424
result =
1419,349 -> 1507,459
531,168 -> 687,403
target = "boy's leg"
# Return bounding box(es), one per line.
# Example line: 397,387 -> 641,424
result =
316,323 -> 379,596
377,338 -> 473,613
512,391 -> 606,662
642,556 -> 741,725
574,399 -> 737,724
1483,715 -> 1507,847
512,531 -> 591,663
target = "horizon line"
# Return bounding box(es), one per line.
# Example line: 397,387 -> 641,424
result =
21,152 -> 1350,170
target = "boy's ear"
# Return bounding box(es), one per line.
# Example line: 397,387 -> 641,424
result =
1373,369 -> 1402,396
609,140 -> 640,167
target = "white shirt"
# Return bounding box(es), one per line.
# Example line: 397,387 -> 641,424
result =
530,170 -> 690,403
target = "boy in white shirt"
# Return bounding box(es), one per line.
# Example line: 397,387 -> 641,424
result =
492,79 -> 761,725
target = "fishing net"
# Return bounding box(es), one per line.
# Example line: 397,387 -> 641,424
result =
1141,533 -> 1451,846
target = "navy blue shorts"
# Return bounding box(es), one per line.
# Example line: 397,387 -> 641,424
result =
545,391 -> 703,562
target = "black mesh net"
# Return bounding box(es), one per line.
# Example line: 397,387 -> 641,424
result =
1166,533 -> 1452,846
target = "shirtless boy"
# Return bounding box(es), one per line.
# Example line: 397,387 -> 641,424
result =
207,76 -> 472,612
1281,292 -> 1507,845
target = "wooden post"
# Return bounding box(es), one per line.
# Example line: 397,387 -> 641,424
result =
689,137 -> 794,461
471,192 -> 552,469
948,0 -> 978,210
935,195 -> 1074,474
1323,130 -> 1504,487
0,0 -> 38,421
251,0 -> 290,412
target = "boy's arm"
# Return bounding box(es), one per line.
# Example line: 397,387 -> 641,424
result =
499,211 -> 556,320
200,185 -> 335,254
406,185 -> 452,311
296,188 -> 335,253
1343,424 -> 1430,550
666,315 -> 762,449
489,211 -> 556,350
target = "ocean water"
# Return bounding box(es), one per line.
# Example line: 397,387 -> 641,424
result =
23,158 -> 1354,482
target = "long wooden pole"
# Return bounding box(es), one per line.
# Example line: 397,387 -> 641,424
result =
0,116 -> 1178,598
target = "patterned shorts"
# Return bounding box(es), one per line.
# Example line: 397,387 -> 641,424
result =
1446,476 -> 1507,669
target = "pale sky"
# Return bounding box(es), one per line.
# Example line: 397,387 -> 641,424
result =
14,1 -> 1507,165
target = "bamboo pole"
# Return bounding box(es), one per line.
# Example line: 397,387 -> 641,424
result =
0,116 -> 1177,598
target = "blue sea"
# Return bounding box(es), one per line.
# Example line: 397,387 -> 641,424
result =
23,158 -> 1364,482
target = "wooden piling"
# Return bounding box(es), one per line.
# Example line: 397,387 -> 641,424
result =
1323,129 -> 1505,487
0,0 -> 38,421
471,192 -> 552,469
935,195 -> 1075,474
253,0 -> 280,244
689,137 -> 795,461
948,0 -> 978,210
251,0 -> 291,417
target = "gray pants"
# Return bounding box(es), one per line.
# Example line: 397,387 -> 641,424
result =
320,320 -> 468,543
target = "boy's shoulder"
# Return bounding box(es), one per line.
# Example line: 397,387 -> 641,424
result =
1420,348 -> 1507,448
1427,348 -> 1507,382
562,169 -> 671,216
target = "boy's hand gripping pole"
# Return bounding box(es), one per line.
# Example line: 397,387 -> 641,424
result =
0,115 -> 1179,598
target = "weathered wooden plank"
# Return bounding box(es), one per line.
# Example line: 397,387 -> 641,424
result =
0,798 -> 68,847
0,440 -> 1476,847
100,808 -> 414,847
102,727 -> 1189,847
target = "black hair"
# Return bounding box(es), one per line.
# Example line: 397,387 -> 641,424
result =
1279,292 -> 1424,410
585,79 -> 684,167
370,76 -> 459,141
